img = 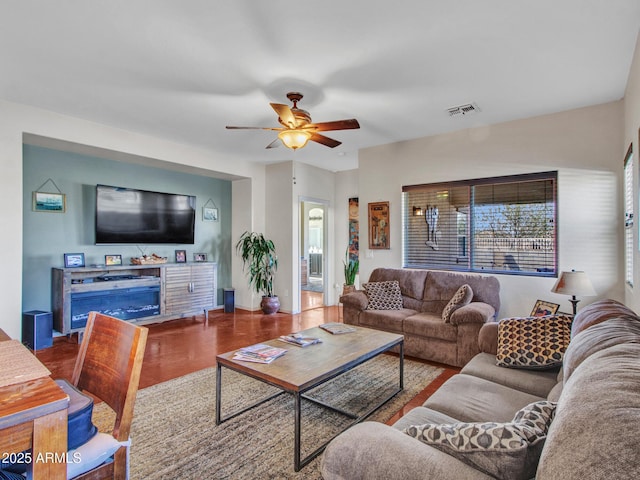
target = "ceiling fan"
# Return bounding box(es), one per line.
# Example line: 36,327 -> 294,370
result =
226,92 -> 360,150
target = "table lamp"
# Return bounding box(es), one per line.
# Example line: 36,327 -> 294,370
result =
551,270 -> 596,315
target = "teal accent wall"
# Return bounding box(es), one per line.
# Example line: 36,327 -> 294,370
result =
23,144 -> 232,317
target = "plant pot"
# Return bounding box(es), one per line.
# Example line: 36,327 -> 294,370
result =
261,295 -> 280,315
342,284 -> 356,295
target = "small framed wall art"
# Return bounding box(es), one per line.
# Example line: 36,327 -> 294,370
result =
105,254 -> 122,266
531,300 -> 560,317
202,198 -> 219,222
194,253 -> 208,262
64,253 -> 85,268
368,201 -> 390,249
175,249 -> 187,263
203,206 -> 218,222
33,191 -> 66,213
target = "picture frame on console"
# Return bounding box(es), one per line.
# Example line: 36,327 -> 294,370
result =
194,253 -> 207,262
105,254 -> 122,266
175,250 -> 187,263
531,299 -> 560,317
64,253 -> 85,268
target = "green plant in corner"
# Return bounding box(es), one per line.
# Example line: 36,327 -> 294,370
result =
236,231 -> 280,314
343,247 -> 359,288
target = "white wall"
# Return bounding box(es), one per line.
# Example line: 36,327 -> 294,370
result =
624,33 -> 640,313
334,169 -> 360,295
0,99 -> 266,338
357,101 -> 624,318
294,162 -> 338,308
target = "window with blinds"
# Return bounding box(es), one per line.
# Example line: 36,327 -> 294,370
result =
403,171 -> 557,276
624,144 -> 634,287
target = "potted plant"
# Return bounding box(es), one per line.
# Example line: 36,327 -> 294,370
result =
236,231 -> 280,314
342,247 -> 359,295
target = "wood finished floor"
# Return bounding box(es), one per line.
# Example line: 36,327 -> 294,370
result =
36,291 -> 459,423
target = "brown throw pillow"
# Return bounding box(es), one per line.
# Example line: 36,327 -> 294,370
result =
496,315 -> 572,369
363,281 -> 403,310
442,284 -> 473,322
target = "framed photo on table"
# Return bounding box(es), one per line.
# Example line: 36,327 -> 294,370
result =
175,249 -> 187,263
368,201 -> 390,249
531,300 -> 560,317
64,253 -> 85,268
105,254 -> 122,266
193,253 -> 208,262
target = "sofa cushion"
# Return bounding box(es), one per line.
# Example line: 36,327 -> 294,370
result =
562,316 -> 640,381
461,352 -> 559,397
496,315 -> 571,370
364,280 -> 403,310
442,284 -> 473,322
404,401 -> 556,480
571,298 -> 639,337
424,374 -> 544,423
392,406 -> 461,431
359,308 -> 416,333
422,271 -> 501,316
537,343 -> 640,480
404,313 -> 458,342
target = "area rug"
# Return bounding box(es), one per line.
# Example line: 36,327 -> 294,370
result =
93,355 -> 443,479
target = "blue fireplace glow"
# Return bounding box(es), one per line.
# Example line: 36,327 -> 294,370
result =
70,286 -> 160,329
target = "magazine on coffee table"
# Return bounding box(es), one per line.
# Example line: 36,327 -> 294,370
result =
278,333 -> 322,347
233,343 -> 287,363
319,323 -> 357,334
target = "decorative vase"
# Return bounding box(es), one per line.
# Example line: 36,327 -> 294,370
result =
342,284 -> 356,295
261,295 -> 280,315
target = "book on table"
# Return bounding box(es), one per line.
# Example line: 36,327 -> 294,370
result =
278,333 -> 322,348
319,322 -> 357,334
233,343 -> 287,364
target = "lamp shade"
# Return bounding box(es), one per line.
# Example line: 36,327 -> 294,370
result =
278,130 -> 311,150
551,270 -> 596,296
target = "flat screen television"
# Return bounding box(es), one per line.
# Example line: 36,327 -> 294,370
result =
95,184 -> 196,244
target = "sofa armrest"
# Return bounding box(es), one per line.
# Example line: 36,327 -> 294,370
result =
340,290 -> 369,310
321,422 -> 492,480
449,302 -> 496,326
477,321 -> 499,355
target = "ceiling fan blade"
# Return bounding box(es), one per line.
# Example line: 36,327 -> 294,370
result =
226,126 -> 282,131
310,119 -> 360,132
270,103 -> 297,128
310,132 -> 342,148
265,138 -> 280,149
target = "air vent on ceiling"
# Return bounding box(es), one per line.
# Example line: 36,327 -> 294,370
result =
447,102 -> 480,117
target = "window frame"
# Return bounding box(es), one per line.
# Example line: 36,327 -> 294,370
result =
402,171 -> 558,277
624,143 -> 634,287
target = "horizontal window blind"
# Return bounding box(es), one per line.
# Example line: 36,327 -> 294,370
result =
403,172 -> 557,276
624,145 -> 634,287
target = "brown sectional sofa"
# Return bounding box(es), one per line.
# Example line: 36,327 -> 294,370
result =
340,268 -> 501,367
321,299 -> 640,480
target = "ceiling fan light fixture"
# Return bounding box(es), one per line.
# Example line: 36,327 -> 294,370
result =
278,129 -> 311,150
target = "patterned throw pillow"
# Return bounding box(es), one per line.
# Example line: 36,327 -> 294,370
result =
404,401 -> 556,480
441,284 -> 473,322
363,281 -> 403,310
496,315 -> 572,369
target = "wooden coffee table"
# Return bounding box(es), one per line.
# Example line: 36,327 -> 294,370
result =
215,325 -> 404,471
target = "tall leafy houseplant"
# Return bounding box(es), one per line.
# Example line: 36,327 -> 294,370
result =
342,247 -> 359,295
236,231 -> 280,314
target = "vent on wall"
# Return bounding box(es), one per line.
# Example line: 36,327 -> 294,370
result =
447,103 -> 480,117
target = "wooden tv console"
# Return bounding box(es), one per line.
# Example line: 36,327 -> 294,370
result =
52,263 -> 218,335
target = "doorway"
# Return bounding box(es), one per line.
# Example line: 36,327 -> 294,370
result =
300,200 -> 327,311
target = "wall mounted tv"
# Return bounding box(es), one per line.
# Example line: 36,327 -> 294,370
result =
95,184 -> 196,244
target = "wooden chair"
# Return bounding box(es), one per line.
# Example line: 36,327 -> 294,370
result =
70,312 -> 148,480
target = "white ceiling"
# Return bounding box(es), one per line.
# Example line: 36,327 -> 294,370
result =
2,1 -> 639,173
